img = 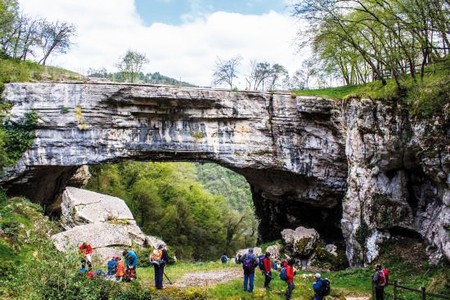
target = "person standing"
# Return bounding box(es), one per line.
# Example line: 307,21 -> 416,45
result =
152,244 -> 169,289
373,264 -> 386,300
285,258 -> 296,300
115,256 -> 125,281
312,273 -> 324,300
123,249 -> 138,281
241,248 -> 257,292
78,242 -> 93,270
262,252 -> 273,290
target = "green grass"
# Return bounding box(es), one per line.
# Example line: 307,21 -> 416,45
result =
135,261 -> 372,299
0,57 -> 82,87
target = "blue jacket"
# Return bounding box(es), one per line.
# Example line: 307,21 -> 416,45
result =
125,250 -> 138,269
313,279 -> 324,300
107,259 -> 117,275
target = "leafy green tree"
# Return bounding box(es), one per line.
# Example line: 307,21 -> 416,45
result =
0,0 -> 18,57
291,0 -> 450,87
116,49 -> 148,83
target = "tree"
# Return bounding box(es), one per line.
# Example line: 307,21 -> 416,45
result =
0,0 -> 19,56
248,61 -> 288,91
36,20 -> 76,65
291,0 -> 450,87
116,49 -> 149,83
212,56 -> 242,89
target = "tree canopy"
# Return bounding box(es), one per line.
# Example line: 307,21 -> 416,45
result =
291,0 -> 450,87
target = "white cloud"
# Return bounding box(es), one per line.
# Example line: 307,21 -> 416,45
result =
19,0 -> 305,87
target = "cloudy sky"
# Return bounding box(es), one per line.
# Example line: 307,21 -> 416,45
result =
19,0 -> 307,87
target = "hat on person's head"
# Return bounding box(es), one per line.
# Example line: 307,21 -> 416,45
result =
314,273 -> 321,279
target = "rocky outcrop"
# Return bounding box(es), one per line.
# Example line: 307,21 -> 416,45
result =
1,82 -> 449,266
52,187 -> 163,263
341,99 -> 449,265
281,226 -> 320,257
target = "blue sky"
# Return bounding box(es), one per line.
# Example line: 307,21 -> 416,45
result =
135,0 -> 289,25
19,0 -> 305,88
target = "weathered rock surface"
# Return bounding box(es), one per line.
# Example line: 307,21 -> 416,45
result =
341,99 -> 449,265
1,82 -> 449,266
281,226 -> 320,257
52,187 -> 163,262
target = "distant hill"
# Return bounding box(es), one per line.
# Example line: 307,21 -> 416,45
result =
87,69 -> 195,86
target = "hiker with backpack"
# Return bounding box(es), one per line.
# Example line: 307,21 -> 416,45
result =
151,244 -> 169,289
373,264 -> 387,300
220,253 -> 229,264
284,258 -> 296,300
78,242 -> 93,270
260,252 -> 273,290
240,248 -> 258,292
312,273 -> 331,300
123,249 -> 138,281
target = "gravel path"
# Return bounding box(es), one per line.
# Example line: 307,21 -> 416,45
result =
171,268 -> 243,288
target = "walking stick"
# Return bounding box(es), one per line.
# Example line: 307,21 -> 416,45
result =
163,272 -> 173,284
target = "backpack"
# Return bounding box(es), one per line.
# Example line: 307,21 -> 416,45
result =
258,255 -> 265,271
243,254 -> 256,271
150,249 -> 163,265
377,270 -> 386,286
279,267 -> 288,281
382,268 -> 389,285
320,278 -> 331,296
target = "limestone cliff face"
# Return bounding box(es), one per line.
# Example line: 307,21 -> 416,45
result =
342,99 -> 449,265
1,82 -> 448,265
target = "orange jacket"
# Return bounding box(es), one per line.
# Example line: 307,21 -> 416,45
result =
116,260 -> 125,277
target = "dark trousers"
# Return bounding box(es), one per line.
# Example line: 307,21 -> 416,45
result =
154,264 -> 165,289
285,282 -> 295,300
264,272 -> 272,288
375,287 -> 384,300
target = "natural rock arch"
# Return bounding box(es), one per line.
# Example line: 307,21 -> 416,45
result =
1,82 -> 448,266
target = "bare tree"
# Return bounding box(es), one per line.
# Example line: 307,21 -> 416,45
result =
212,56 -> 242,89
116,49 -> 149,83
36,20 -> 76,65
249,60 -> 271,90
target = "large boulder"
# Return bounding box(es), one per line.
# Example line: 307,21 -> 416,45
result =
52,187 -> 164,263
281,226 -> 320,257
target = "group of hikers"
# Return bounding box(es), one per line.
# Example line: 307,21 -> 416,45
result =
78,242 -> 169,289
79,242 -> 388,299
236,248 -> 330,300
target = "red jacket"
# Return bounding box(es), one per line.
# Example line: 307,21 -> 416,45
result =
79,243 -> 93,255
286,265 -> 295,283
263,257 -> 272,273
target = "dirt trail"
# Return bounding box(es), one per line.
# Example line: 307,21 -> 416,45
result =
170,268 -> 242,288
